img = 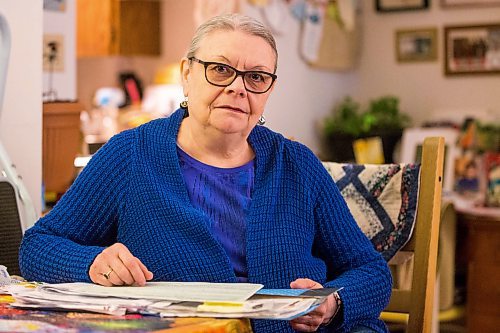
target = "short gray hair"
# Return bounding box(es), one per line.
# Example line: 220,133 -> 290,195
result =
186,13 -> 278,72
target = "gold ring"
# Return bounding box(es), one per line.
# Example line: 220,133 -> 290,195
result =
102,268 -> 113,280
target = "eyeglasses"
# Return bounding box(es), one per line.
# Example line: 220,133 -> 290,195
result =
189,57 -> 277,94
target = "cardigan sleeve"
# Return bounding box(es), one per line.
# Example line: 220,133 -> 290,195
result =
311,160 -> 392,332
19,130 -> 134,283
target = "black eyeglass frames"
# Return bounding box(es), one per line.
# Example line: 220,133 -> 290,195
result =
189,57 -> 277,94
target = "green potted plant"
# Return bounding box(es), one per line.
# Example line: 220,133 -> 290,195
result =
322,95 -> 411,162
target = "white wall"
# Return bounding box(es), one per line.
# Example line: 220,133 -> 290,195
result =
354,1 -> 500,126
43,0 -> 76,100
77,1 -> 357,153
78,1 -> 499,156
242,3 -> 358,153
0,1 -> 43,222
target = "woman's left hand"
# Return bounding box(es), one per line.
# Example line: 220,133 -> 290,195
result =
289,278 -> 336,332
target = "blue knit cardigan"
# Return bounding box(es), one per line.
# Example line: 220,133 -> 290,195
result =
20,109 -> 391,332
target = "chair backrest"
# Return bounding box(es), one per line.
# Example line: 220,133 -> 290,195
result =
387,137 -> 444,332
324,137 -> 445,333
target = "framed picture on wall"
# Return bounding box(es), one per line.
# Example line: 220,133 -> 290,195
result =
43,0 -> 66,12
395,28 -> 438,62
400,127 -> 460,193
444,24 -> 500,75
441,0 -> 500,7
376,0 -> 429,12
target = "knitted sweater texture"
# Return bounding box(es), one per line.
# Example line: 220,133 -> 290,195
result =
20,109 -> 391,332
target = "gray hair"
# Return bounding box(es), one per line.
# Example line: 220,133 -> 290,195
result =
186,13 -> 278,72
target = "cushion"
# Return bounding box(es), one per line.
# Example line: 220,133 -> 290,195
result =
323,162 -> 421,261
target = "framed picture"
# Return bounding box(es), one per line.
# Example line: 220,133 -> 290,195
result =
395,28 -> 438,62
444,24 -> 500,75
376,0 -> 429,12
484,152 -> 500,207
400,127 -> 460,193
43,0 -> 66,12
441,0 -> 500,7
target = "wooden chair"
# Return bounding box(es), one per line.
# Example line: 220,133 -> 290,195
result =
324,137 -> 445,333
0,177 -> 24,276
379,137 -> 444,333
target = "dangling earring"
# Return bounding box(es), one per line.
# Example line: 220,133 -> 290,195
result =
258,115 -> 266,125
180,98 -> 188,109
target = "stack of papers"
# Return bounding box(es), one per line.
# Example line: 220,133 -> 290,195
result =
6,282 -> 339,320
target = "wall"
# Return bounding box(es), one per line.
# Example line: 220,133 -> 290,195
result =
0,1 -> 43,224
241,2 -> 358,152
354,1 -> 500,126
77,1 -> 499,155
43,0 -> 76,101
76,0 -> 355,153
77,0 -> 196,111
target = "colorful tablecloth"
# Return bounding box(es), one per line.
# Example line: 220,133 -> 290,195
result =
0,296 -> 252,333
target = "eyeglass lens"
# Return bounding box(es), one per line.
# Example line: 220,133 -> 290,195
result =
205,63 -> 274,93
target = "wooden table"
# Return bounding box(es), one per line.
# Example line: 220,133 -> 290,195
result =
456,206 -> 500,332
0,297 -> 252,333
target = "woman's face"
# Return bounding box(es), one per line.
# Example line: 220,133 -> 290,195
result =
180,30 -> 276,138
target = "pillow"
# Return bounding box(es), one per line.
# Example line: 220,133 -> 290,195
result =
323,162 -> 421,261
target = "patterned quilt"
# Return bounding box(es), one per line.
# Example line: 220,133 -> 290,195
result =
323,162 -> 421,261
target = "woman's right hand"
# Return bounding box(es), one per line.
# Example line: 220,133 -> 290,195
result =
89,243 -> 153,286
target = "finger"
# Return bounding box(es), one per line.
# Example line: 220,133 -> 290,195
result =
290,322 -> 320,332
307,295 -> 337,325
290,278 -> 321,289
89,244 -> 132,285
111,255 -> 138,285
290,316 -> 322,332
291,315 -> 322,326
90,263 -> 115,286
98,246 -> 135,285
102,268 -> 123,286
89,243 -> 151,286
138,260 -> 154,281
107,261 -> 133,286
104,243 -> 144,285
294,313 -> 324,325
89,253 -> 115,286
96,273 -> 114,287
117,250 -> 149,286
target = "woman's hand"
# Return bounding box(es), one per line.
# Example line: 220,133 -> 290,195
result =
289,278 -> 337,332
89,243 -> 153,286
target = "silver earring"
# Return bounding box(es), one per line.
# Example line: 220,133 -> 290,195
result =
258,115 -> 266,125
180,98 -> 188,109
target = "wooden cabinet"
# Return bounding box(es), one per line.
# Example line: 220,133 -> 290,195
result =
458,209 -> 500,332
77,0 -> 161,57
43,102 -> 83,194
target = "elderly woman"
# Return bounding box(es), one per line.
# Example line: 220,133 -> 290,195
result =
20,14 -> 391,333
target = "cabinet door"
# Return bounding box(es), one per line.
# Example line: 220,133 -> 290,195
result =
119,0 -> 161,56
77,0 -> 160,57
77,0 -> 119,57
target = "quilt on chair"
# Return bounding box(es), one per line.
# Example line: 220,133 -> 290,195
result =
322,162 -> 421,261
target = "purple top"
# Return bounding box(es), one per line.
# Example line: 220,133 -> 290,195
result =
177,146 -> 254,282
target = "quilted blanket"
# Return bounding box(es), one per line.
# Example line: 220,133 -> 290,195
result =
323,162 -> 421,261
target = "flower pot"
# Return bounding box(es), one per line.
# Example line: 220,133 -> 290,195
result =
325,131 -> 403,163
325,134 -> 357,162
371,131 -> 403,163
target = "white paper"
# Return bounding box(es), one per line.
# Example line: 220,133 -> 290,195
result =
6,282 -> 339,320
39,281 -> 263,303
